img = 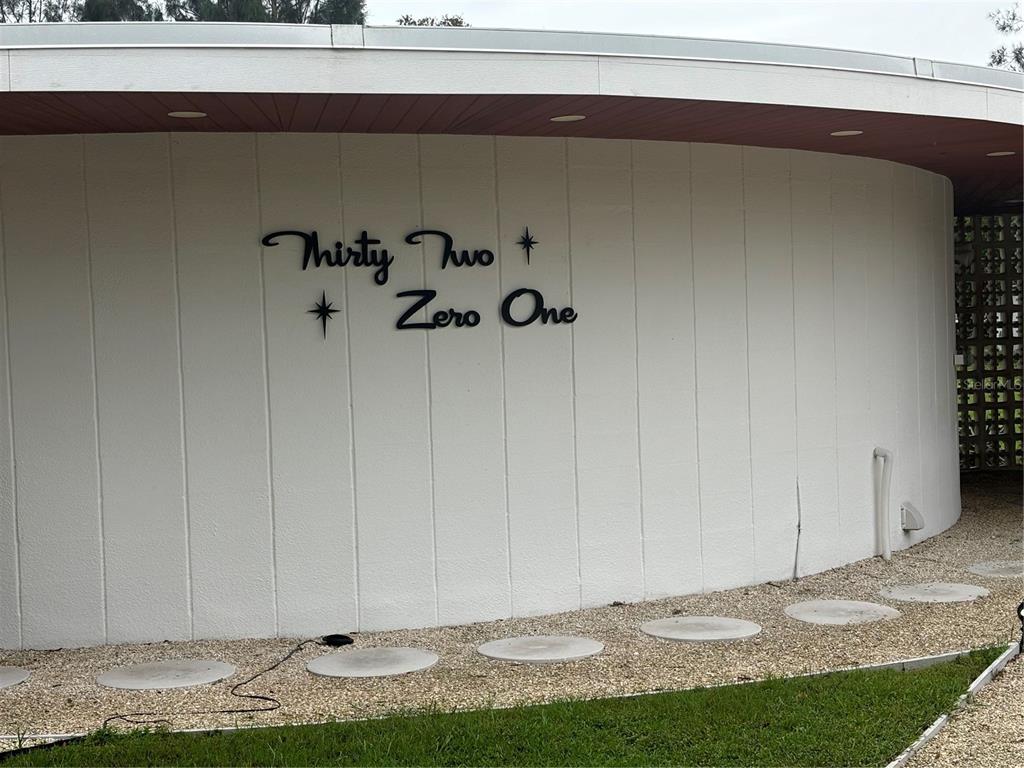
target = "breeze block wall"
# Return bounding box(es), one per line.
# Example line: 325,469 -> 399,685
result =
0,133 -> 958,649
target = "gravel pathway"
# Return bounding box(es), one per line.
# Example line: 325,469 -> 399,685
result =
907,653 -> 1024,768
1,473 -> 1020,742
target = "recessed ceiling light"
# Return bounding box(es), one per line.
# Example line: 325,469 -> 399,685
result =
829,130 -> 863,137
167,111 -> 208,119
986,150 -> 1016,157
550,114 -> 587,122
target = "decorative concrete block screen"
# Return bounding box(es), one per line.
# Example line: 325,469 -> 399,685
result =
953,214 -> 1023,470
0,134 -> 959,649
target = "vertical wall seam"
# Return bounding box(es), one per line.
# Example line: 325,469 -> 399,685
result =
892,171 -> 909,528
917,175 -> 925,528
0,137 -> 24,648
922,177 -> 932,529
416,135 -> 441,626
830,162 -> 841,561
81,135 -> 109,644
946,187 -> 952,497
492,137 -> 514,617
932,182 -> 939,515
787,151 -> 802,577
937,184 -> 945,509
688,143 -> 705,594
338,135 -> 362,632
936,181 -> 944,511
888,165 -> 898,545
740,148 -> 756,578
861,176 -> 871,551
253,135 -> 281,636
565,138 -> 583,609
628,143 -> 647,599
166,134 -> 195,639
943,182 -> 956,514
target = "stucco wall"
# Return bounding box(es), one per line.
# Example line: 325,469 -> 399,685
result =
0,133 -> 958,649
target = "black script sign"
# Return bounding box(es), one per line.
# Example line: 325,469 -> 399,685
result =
500,288 -> 578,326
405,229 -> 495,269
261,230 -> 394,286
261,226 -> 578,333
395,287 -> 575,331
395,290 -> 482,329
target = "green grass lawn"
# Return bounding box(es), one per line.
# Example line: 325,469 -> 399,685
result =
2,647 -> 1002,767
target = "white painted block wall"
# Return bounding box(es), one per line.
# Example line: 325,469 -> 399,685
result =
0,133 -> 958,649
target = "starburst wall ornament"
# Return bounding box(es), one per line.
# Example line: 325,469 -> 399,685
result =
309,290 -> 340,339
516,226 -> 538,264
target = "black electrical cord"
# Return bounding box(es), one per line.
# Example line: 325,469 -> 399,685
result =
102,633 -> 353,729
0,635 -> 355,761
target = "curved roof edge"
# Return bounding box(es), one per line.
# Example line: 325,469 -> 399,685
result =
1,21 -> 1021,93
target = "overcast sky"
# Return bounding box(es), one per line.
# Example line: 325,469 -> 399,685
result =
365,1 -> 1012,67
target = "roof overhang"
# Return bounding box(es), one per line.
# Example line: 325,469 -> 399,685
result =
2,22 -> 1021,213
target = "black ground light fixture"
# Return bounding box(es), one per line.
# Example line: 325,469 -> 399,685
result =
322,633 -> 355,647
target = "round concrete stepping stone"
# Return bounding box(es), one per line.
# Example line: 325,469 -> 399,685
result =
641,616 -> 762,643
0,666 -> 30,690
785,599 -> 901,625
96,659 -> 235,690
967,560 -> 1024,579
307,647 -> 438,678
477,635 -> 604,665
880,582 -> 990,603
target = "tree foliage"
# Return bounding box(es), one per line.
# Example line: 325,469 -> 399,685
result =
0,0 -> 162,20
988,6 -> 1024,72
80,0 -> 162,19
0,0 -> 365,22
164,0 -> 364,23
0,0 -> 74,21
396,13 -> 467,27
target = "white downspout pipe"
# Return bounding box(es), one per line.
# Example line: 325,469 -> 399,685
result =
873,447 -> 893,561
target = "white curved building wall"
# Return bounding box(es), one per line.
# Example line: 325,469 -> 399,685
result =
0,133 -> 957,649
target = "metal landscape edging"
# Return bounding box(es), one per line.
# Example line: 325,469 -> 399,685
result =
884,642 -> 1020,768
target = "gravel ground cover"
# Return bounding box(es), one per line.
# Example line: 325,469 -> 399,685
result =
1,473 -> 1020,743
907,653 -> 1024,768
0,650 -> 1003,767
